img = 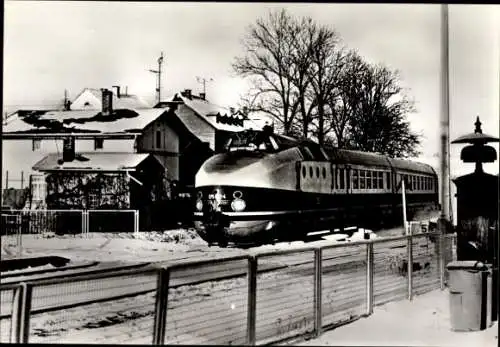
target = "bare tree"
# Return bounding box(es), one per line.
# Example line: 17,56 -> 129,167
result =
307,26 -> 345,146
232,10 -> 300,135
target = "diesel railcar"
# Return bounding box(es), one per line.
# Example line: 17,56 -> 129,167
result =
193,128 -> 439,247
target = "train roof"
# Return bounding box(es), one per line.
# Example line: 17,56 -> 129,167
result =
322,146 -> 436,175
387,157 -> 437,175
325,147 -> 391,168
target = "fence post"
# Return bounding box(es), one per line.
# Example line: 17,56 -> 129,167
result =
407,232 -> 413,300
314,248 -> 322,337
85,210 -> 90,238
16,215 -> 22,257
153,268 -> 169,345
10,285 -> 24,343
247,256 -> 257,345
134,210 -> 139,235
366,242 -> 374,315
439,234 -> 446,290
19,283 -> 33,343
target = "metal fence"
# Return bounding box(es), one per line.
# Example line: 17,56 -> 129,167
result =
0,229 -> 457,345
1,209 -> 139,256
1,209 -> 139,236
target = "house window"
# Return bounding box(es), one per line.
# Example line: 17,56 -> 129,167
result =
94,138 -> 104,150
30,174 -> 46,202
32,139 -> 41,151
156,130 -> 162,149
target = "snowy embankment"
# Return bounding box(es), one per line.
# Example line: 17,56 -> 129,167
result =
297,289 -> 498,347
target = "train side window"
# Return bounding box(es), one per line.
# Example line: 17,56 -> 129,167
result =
366,171 -> 372,189
373,171 -> 378,189
386,172 -> 391,190
359,170 -> 365,189
378,172 -> 383,189
309,166 -> 313,178
302,165 -> 306,178
352,169 -> 358,189
424,177 -> 427,190
322,167 -> 326,179
316,166 -> 320,178
339,168 -> 345,189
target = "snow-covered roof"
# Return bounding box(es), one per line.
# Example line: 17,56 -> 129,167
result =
176,94 -> 250,132
2,108 -> 168,135
32,152 -> 157,172
72,88 -> 151,109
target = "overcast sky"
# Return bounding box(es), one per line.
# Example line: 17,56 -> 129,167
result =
4,2 -> 500,176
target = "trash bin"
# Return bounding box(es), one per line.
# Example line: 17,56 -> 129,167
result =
447,260 -> 492,331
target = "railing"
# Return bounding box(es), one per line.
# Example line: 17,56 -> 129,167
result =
1,209 -> 139,236
1,209 -> 140,255
1,228 -> 458,344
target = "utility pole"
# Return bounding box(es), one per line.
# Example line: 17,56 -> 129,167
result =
149,52 -> 164,104
196,76 -> 214,96
439,4 -> 452,232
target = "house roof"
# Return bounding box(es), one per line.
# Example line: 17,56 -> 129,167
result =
2,108 -> 168,135
175,94 -> 253,132
32,152 -> 157,172
73,88 -> 151,109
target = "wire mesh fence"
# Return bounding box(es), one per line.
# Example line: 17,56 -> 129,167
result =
321,243 -> 367,328
0,286 -> 16,343
1,230 -> 458,345
373,237 -> 409,306
164,258 -> 249,345
411,233 -> 440,295
1,210 -> 84,236
255,250 -> 316,344
22,268 -> 159,344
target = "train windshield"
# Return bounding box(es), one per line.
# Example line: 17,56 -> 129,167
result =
224,129 -> 280,153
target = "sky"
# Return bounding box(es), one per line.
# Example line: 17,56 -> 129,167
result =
3,2 -> 500,178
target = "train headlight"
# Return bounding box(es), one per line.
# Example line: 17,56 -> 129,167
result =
196,200 -> 203,211
231,198 -> 246,212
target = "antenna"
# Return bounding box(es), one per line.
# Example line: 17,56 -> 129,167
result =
196,76 -> 214,96
148,52 -> 164,104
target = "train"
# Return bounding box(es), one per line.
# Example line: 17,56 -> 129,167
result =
193,127 -> 439,247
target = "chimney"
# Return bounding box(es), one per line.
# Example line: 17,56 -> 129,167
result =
182,89 -> 192,100
229,107 -> 235,115
62,137 -> 76,162
112,85 -> 121,98
199,92 -> 206,100
242,106 -> 248,116
101,88 -> 113,116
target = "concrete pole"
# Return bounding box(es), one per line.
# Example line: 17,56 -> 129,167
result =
439,4 -> 452,227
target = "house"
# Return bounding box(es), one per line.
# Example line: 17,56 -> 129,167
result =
70,86 -> 150,110
2,88 -> 256,211
155,89 -> 259,152
32,152 -> 166,229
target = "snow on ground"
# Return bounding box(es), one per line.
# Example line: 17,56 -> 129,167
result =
296,289 -> 498,347
1,227 -> 402,265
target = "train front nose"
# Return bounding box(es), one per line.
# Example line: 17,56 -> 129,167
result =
194,187 -> 231,244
